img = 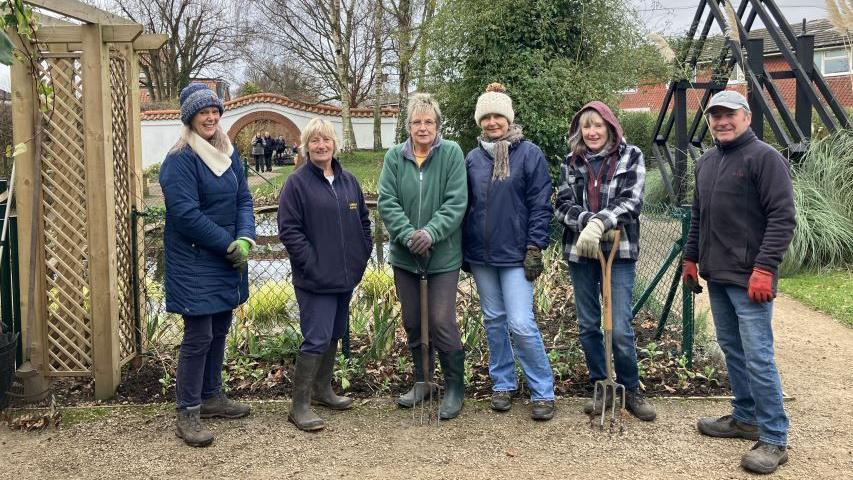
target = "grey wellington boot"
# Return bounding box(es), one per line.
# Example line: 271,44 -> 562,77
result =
288,351 -> 325,431
312,343 -> 353,410
397,345 -> 436,408
175,406 -> 214,447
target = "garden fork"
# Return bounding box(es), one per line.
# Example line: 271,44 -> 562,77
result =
593,229 -> 626,435
414,252 -> 440,426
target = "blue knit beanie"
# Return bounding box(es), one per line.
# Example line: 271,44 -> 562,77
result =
179,83 -> 224,125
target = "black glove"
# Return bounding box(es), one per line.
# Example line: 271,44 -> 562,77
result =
523,246 -> 544,281
408,229 -> 433,256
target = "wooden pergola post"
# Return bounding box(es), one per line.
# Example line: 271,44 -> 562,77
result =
81,23 -> 122,399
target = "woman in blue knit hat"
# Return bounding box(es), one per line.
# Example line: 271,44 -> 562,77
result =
159,82 -> 256,447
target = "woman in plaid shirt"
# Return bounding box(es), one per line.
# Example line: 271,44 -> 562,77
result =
554,101 -> 656,422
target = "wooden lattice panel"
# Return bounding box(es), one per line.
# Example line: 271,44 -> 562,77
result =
110,51 -> 136,363
39,56 -> 93,375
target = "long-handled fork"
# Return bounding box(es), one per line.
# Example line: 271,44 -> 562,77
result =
593,229 -> 625,434
414,253 -> 440,426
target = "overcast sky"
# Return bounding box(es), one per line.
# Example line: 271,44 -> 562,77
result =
0,1 -> 830,92
631,0 -> 828,35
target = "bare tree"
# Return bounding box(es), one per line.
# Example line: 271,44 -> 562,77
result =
372,0 -> 385,149
244,55 -> 323,104
252,0 -> 381,151
113,0 -> 247,101
386,0 -> 434,142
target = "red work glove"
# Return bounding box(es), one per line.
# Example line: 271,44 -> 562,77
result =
682,260 -> 702,294
748,267 -> 775,303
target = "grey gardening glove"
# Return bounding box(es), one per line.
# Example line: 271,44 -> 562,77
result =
408,229 -> 433,256
575,218 -> 605,258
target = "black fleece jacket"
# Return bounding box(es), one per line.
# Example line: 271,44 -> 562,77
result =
684,129 -> 796,291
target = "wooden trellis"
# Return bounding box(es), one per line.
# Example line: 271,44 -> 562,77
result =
9,1 -> 166,399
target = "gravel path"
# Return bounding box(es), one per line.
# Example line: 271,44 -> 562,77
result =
1,294 -> 851,479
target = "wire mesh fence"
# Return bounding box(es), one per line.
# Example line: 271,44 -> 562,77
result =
135,201 -> 693,364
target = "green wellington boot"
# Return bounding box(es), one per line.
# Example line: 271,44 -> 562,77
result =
438,349 -> 465,420
312,343 -> 353,410
288,352 -> 325,431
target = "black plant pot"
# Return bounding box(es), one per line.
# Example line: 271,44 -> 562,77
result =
0,332 -> 19,410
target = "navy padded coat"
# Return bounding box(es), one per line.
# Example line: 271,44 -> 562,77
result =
463,139 -> 553,266
159,146 -> 256,316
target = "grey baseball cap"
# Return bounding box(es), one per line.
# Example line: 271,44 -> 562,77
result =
704,90 -> 750,113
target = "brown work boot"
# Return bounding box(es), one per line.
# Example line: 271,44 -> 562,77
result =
312,344 -> 353,410
200,392 -> 251,419
625,389 -> 656,421
583,388 -> 612,415
741,441 -> 788,474
697,415 -> 760,441
531,400 -> 555,421
175,406 -> 214,447
490,392 -> 512,412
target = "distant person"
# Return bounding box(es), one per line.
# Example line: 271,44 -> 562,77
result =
263,131 -> 274,172
251,132 -> 265,173
684,90 -> 795,475
276,135 -> 286,165
278,118 -> 372,431
159,82 -> 256,447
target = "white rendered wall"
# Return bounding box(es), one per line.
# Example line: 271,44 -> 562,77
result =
141,102 -> 398,169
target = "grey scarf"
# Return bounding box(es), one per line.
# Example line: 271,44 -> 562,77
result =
479,124 -> 524,182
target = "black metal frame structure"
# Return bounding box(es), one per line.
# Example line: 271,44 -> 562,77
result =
652,0 -> 851,205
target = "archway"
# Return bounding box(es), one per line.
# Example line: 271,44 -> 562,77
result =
227,110 -> 301,146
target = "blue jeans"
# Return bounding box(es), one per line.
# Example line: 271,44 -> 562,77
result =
176,310 -> 232,409
569,261 -> 640,390
471,265 -> 554,401
708,282 -> 788,446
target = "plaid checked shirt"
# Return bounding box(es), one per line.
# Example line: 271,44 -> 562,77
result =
554,141 -> 645,263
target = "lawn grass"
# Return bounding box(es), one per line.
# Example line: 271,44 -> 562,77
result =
779,269 -> 853,328
248,149 -> 386,199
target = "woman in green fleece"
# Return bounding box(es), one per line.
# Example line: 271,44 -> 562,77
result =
378,92 -> 468,420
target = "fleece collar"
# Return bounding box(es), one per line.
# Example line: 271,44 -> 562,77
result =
186,129 -> 234,177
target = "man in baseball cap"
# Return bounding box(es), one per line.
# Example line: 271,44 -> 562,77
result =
683,89 -> 796,474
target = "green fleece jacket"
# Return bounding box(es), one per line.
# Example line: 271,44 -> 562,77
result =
378,137 -> 467,274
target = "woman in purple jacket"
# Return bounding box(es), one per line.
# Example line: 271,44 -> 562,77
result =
277,118 -> 372,431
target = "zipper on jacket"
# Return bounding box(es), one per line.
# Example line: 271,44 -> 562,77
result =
329,180 -> 351,286
417,168 -> 424,228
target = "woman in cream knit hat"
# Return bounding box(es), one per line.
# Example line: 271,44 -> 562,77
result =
462,83 -> 556,420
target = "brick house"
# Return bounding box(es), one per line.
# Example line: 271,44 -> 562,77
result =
619,18 -> 853,112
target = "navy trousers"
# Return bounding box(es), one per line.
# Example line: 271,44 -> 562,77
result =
294,287 -> 353,354
176,310 -> 232,409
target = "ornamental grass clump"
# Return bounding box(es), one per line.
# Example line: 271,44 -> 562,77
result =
782,130 -> 853,274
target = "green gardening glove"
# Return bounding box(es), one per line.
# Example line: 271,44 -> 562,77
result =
225,239 -> 251,268
523,246 -> 544,281
575,218 -> 605,258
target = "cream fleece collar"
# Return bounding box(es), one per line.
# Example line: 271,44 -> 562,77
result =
185,128 -> 234,177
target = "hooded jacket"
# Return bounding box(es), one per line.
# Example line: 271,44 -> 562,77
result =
554,101 -> 645,263
277,158 -> 373,293
463,139 -> 553,266
378,135 -> 468,274
683,128 -> 795,290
